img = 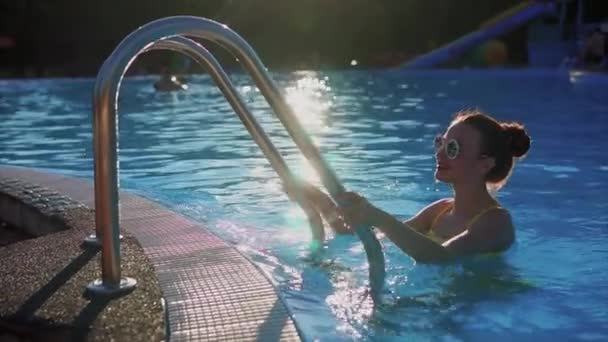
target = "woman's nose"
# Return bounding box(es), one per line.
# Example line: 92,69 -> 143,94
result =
435,147 -> 443,160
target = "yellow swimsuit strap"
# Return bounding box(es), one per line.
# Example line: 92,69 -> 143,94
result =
465,204 -> 502,229
430,201 -> 502,231
430,202 -> 454,231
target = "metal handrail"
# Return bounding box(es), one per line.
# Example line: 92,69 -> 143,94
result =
148,37 -> 326,243
86,16 -> 385,300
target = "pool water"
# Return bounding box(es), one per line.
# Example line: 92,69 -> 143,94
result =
1,69 -> 607,341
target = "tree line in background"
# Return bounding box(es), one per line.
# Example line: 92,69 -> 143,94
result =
0,0 -> 527,77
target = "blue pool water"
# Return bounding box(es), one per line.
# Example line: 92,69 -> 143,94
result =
1,69 -> 607,341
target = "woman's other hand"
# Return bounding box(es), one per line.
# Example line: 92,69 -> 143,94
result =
335,191 -> 377,228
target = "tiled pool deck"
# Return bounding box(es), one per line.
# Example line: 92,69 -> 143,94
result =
0,165 -> 301,341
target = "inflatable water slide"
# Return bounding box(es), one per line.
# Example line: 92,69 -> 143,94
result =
401,1 -> 556,68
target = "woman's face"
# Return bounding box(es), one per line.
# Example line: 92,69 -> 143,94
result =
434,122 -> 491,185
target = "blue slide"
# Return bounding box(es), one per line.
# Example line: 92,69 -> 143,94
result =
401,1 -> 555,69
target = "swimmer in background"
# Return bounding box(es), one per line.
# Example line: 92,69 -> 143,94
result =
154,67 -> 188,92
286,110 -> 531,263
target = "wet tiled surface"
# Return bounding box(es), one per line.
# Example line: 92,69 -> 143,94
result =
0,165 -> 301,341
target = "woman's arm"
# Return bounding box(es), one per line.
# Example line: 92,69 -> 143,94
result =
384,207 -> 514,262
286,183 -> 512,262
366,205 -> 455,263
339,193 -> 513,263
338,192 -> 454,263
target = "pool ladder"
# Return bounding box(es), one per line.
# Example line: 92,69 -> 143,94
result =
84,16 -> 386,301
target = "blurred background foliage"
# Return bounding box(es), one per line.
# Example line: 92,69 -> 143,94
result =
0,0 -> 529,77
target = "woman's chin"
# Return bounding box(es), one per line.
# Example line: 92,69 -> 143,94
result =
434,170 -> 451,183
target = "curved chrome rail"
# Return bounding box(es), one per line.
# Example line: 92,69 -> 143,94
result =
86,16 -> 385,300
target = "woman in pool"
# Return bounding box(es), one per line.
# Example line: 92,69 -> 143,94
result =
289,110 -> 531,263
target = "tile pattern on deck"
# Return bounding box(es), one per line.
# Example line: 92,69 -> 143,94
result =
0,166 -> 301,341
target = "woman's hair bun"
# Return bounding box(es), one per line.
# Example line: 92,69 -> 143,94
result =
501,122 -> 530,158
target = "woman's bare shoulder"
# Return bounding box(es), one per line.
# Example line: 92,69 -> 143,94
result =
473,207 -> 515,250
405,198 -> 453,232
424,198 -> 453,214
479,207 -> 513,228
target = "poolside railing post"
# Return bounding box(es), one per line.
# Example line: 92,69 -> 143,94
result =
84,42 -> 136,298
83,15 -> 385,300
83,106 -> 124,248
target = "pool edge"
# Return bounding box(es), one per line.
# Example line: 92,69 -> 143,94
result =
0,165 -> 302,341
